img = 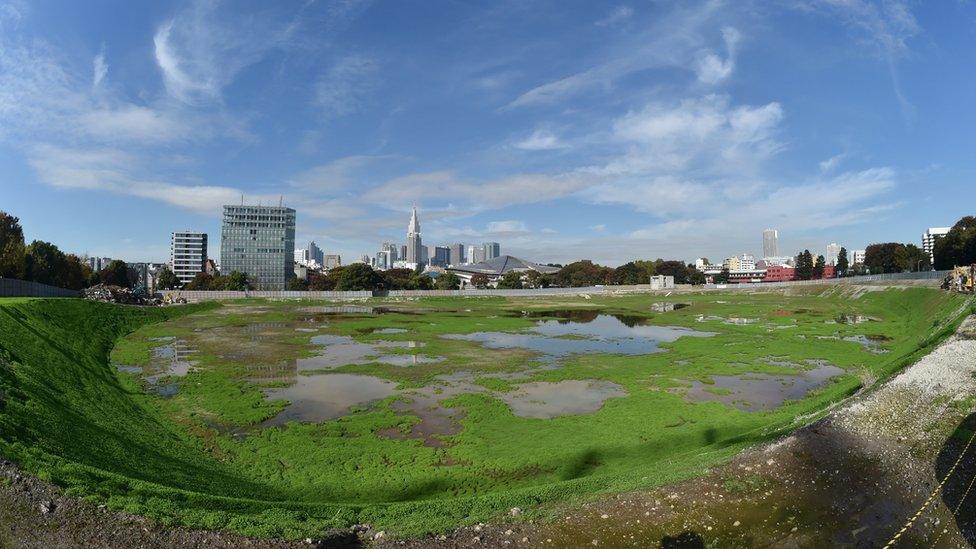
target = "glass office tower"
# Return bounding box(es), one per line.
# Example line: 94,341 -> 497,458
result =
220,205 -> 296,290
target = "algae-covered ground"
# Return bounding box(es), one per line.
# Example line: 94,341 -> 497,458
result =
0,287 -> 969,539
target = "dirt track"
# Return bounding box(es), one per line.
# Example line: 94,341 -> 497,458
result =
3,314 -> 974,548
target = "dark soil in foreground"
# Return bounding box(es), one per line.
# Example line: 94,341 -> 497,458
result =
3,315 -> 974,548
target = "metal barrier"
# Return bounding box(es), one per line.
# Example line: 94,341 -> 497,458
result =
0,278 -> 80,298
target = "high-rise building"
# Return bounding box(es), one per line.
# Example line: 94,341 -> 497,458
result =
825,243 -> 841,266
852,249 -> 866,265
762,229 -> 778,258
324,254 -> 341,270
406,207 -> 422,264
294,248 -> 310,264
382,242 -> 399,263
375,250 -> 392,270
922,227 -> 951,264
483,242 -> 501,260
468,245 -> 486,264
449,243 -> 465,265
170,231 -> 208,286
307,241 -> 324,265
220,205 -> 296,290
429,246 -> 450,267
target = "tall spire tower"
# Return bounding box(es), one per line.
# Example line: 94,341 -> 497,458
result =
406,206 -> 423,265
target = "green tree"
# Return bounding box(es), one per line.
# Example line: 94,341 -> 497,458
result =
409,273 -> 434,290
435,272 -> 461,290
62,254 -> 91,290
933,216 -> 976,269
497,271 -> 524,289
0,211 -> 27,279
813,255 -> 826,279
335,263 -> 380,290
864,243 -> 903,274
895,243 -> 930,272
470,273 -> 490,289
221,271 -> 251,291
185,272 -> 214,290
794,250 -> 814,280
612,262 -> 646,285
156,267 -> 181,290
308,271 -> 337,291
524,270 -> 551,289
99,260 -> 132,288
287,278 -> 309,291
836,247 -> 849,276
24,240 -> 67,286
380,268 -> 414,290
713,268 -> 730,284
655,260 -> 690,284
688,270 -> 706,285
555,260 -> 613,287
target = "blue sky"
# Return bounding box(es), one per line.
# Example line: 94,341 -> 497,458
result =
1,0 -> 972,266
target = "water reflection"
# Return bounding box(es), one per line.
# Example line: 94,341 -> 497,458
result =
684,361 -> 844,410
262,374 -> 399,426
447,314 -> 713,359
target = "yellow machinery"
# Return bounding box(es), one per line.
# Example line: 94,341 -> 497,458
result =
945,265 -> 976,293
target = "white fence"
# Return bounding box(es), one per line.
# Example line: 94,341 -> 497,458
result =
163,272 -> 950,302
0,278 -> 80,298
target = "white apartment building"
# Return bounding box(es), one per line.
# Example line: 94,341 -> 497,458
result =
170,231 -> 208,286
852,249 -> 866,265
922,227 -> 951,263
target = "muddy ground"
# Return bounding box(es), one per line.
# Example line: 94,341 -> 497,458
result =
3,315 -> 974,548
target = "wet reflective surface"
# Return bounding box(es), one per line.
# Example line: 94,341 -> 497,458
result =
683,361 -> 845,410
500,380 -> 628,419
301,334 -> 443,369
447,314 -> 713,360
262,374 -> 400,426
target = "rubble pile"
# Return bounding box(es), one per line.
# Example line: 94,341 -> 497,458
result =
81,284 -> 162,306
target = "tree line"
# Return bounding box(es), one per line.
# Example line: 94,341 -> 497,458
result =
934,216 -> 976,269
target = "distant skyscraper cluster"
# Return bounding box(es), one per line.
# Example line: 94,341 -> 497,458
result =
363,208 -> 502,271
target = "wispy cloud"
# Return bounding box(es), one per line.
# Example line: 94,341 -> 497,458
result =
504,1 -> 724,109
486,220 -> 528,234
92,49 -> 108,89
695,26 -> 740,85
514,129 -> 567,151
315,54 -> 378,118
818,151 -> 848,173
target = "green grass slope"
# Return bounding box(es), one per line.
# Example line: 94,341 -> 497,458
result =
0,290 -> 971,539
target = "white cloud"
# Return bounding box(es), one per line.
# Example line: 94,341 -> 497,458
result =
818,152 -> 848,173
77,105 -> 191,143
92,50 -> 108,89
600,95 -> 783,177
505,2 -> 723,108
315,54 -> 378,117
27,143 -> 277,215
695,27 -> 740,85
514,129 -> 567,151
152,2 -> 294,105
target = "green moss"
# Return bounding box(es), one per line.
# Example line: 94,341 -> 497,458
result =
0,289 -> 969,539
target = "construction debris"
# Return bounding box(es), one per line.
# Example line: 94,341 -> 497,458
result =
81,284 -> 163,306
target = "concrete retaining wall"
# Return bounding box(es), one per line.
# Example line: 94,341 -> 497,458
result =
0,278 -> 80,298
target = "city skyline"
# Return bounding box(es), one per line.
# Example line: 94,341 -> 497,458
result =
2,2 -> 973,265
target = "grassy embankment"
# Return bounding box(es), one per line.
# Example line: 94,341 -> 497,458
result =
0,288 -> 971,538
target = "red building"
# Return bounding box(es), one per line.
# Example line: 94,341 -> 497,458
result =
764,265 -> 795,282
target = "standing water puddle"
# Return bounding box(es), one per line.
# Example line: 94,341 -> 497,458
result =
446,314 -> 713,359
684,361 -> 845,411
500,380 -> 628,419
262,374 -> 399,426
144,340 -> 199,384
302,334 -> 443,369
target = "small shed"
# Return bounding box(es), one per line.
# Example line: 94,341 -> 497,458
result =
650,275 -> 675,290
